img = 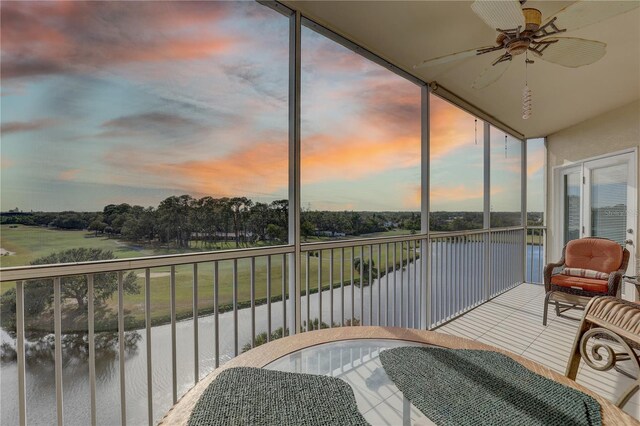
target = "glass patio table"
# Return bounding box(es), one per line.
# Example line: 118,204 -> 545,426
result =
160,327 -> 635,425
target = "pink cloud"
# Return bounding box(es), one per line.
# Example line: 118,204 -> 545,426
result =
1,118 -> 58,135
430,96 -> 480,160
0,155 -> 14,169
1,1 -> 240,79
58,168 -> 82,181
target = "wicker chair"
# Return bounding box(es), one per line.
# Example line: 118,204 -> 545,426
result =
565,296 -> 640,408
543,237 -> 630,326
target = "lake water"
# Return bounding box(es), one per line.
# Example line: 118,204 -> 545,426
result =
0,244 -> 543,425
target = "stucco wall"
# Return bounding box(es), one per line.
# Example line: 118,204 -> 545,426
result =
546,100 -> 639,297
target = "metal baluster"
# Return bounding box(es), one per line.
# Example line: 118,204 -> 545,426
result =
368,245 -> 373,326
233,259 -> 238,357
359,246 -> 364,325
407,241 -> 411,327
416,240 -> 420,326
417,240 -> 422,328
16,281 -> 26,426
529,230 -> 533,282
118,272 -> 126,425
351,247 -> 355,326
267,256 -> 272,340
87,275 -> 96,426
54,277 -> 63,426
413,240 -> 418,327
431,240 -> 436,325
192,264 -> 198,384
456,237 -> 461,316
400,242 -> 404,327
170,266 -> 177,401
385,243 -> 389,326
447,238 -> 452,320
414,240 -> 418,328
432,240 -> 437,325
377,244 -> 381,326
318,250 -> 322,328
409,240 -> 413,327
250,258 -> 256,347
304,253 -> 309,331
471,237 -> 476,306
393,243 -> 397,327
329,249 -> 334,328
406,241 -> 411,327
439,240 -> 444,324
539,229 -> 543,283
213,262 -> 220,368
451,238 -> 456,317
477,236 -> 481,303
145,269 -> 153,425
433,239 -> 437,327
340,248 -> 345,327
282,254 -> 287,334
462,238 -> 467,313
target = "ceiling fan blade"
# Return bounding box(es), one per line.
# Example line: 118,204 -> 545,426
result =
471,0 -> 524,30
545,1 -> 638,33
472,57 -> 511,89
414,46 -> 495,69
533,37 -> 606,68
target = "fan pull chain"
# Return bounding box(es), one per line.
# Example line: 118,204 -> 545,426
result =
522,53 -> 532,120
504,134 -> 508,158
474,118 -> 478,145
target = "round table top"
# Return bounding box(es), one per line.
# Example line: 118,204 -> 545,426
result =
159,326 -> 636,426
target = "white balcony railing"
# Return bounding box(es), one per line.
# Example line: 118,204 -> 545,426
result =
0,226 -> 543,425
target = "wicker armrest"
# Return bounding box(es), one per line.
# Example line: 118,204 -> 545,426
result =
544,258 -> 565,291
607,271 -> 625,296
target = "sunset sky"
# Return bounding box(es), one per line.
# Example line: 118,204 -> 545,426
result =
0,1 -> 544,213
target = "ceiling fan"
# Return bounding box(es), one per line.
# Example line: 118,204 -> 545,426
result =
414,0 -> 639,91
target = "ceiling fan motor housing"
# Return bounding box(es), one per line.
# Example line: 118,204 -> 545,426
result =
501,8 -> 543,56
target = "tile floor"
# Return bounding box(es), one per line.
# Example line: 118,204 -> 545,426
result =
265,283 -> 639,424
437,283 -> 640,421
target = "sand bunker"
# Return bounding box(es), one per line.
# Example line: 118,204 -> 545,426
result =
0,248 -> 16,256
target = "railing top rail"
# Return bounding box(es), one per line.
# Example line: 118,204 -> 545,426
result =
0,244 -> 294,282
429,228 -> 487,238
429,226 -> 526,238
487,226 -> 526,233
300,233 -> 427,251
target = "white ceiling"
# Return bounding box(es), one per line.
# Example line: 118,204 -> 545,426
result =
283,1 -> 640,138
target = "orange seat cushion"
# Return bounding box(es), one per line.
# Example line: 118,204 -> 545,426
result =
565,238 -> 623,273
550,274 -> 609,293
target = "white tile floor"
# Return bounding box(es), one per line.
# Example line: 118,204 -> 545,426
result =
265,283 -> 638,424
437,283 -> 640,421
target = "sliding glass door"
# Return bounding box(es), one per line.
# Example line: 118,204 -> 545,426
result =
584,157 -> 631,245
555,151 -> 637,299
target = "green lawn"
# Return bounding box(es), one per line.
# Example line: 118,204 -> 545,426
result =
1,225 -> 417,326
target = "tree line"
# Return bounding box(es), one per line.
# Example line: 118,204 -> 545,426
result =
1,196 -> 423,248
1,197 -> 542,248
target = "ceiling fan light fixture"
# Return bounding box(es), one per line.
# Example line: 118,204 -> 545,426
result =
522,8 -> 542,31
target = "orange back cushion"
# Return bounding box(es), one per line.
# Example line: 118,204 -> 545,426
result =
565,238 -> 623,273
